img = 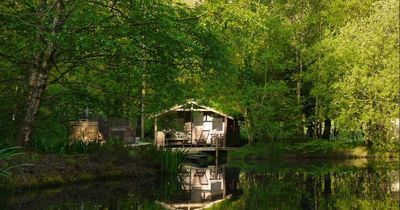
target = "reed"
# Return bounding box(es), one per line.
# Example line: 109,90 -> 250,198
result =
0,146 -> 25,177
156,148 -> 187,175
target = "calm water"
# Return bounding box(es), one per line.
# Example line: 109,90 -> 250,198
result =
2,159 -> 399,210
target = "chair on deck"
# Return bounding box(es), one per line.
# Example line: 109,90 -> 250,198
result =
194,169 -> 208,185
195,130 -> 209,147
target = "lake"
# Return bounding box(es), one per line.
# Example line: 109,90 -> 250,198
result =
2,158 -> 399,210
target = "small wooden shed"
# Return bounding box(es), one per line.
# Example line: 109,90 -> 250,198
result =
70,120 -> 104,143
152,101 -> 240,148
99,119 -> 136,143
70,118 -> 137,144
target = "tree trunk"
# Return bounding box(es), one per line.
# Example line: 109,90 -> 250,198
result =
17,0 -> 64,146
245,107 -> 254,145
323,173 -> 331,196
296,34 -> 304,138
296,50 -> 302,105
140,66 -> 146,142
365,121 -> 374,147
307,120 -> 314,138
322,118 -> 331,140
315,120 -> 322,138
17,71 -> 49,146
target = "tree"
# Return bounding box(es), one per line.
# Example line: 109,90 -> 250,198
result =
0,0 -> 227,146
303,0 -> 378,139
314,0 -> 399,146
198,0 -> 301,143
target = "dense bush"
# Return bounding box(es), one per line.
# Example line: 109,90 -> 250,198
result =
241,82 -> 302,144
140,146 -> 187,175
33,136 -> 129,155
229,139 -> 364,160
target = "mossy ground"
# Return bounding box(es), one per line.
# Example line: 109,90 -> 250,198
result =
1,149 -> 158,189
228,140 -> 378,162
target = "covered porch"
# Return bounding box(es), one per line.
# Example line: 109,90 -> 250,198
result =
153,101 -> 238,148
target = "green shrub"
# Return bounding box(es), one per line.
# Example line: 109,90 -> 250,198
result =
33,137 -> 67,153
63,140 -> 100,154
160,148 -> 187,174
289,140 -> 341,155
140,146 -> 187,174
32,115 -> 70,153
229,142 -> 286,161
98,138 -> 129,154
229,140 -> 363,160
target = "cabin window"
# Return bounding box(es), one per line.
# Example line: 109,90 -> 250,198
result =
184,122 -> 191,131
203,114 -> 214,122
212,118 -> 223,131
193,112 -> 203,126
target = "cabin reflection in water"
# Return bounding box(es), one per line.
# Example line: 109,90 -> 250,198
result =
183,165 -> 224,202
159,165 -> 240,210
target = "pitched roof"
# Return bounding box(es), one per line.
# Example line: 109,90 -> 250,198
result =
151,100 -> 233,119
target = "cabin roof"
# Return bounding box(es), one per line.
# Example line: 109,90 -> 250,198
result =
151,100 -> 234,119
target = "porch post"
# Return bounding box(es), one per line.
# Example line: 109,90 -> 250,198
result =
222,167 -> 226,198
154,117 -> 157,146
223,116 -> 227,147
191,110 -> 193,145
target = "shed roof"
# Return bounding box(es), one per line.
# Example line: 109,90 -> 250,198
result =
151,100 -> 234,119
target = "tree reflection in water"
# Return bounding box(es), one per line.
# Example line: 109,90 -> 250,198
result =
210,161 -> 399,210
2,164 -> 240,210
2,161 -> 398,210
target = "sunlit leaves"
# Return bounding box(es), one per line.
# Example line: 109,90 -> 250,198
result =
316,0 -> 399,143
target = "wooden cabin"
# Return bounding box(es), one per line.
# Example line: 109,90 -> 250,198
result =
153,101 -> 241,148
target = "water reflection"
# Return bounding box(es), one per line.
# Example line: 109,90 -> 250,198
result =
158,164 -> 240,209
3,177 -> 163,210
214,161 -> 400,210
2,164 -> 239,210
2,160 -> 399,210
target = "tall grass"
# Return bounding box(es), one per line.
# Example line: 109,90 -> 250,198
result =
156,147 -> 187,175
33,137 -> 129,154
33,137 -> 67,153
0,146 -> 25,177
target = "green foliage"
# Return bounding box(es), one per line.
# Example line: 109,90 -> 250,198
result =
331,0 -> 399,144
0,146 -> 25,178
156,147 -> 187,175
243,82 -> 301,142
133,146 -> 187,175
32,118 -> 70,153
199,1 -> 302,143
228,142 -> 286,161
0,0 -> 397,151
33,136 -> 129,155
0,0 -> 228,145
229,140 -> 367,161
306,0 -> 399,146
289,140 -> 349,155
208,165 -> 398,210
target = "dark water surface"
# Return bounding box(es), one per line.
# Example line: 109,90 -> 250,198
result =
2,159 -> 399,210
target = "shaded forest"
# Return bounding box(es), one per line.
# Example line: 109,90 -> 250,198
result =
0,0 -> 398,150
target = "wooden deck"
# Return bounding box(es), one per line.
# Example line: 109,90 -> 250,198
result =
156,195 -> 231,210
171,146 -> 238,154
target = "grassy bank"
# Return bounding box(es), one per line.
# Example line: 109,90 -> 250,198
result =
0,144 -> 186,189
229,140 -> 370,162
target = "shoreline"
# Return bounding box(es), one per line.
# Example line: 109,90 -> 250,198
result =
1,152 -> 158,190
